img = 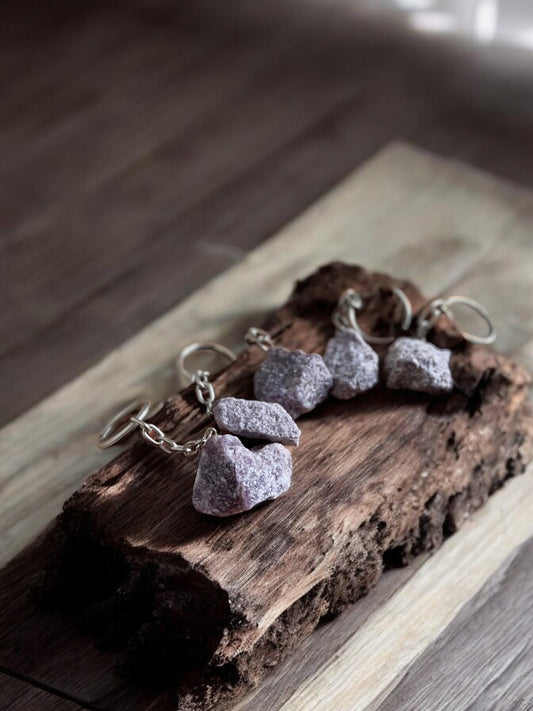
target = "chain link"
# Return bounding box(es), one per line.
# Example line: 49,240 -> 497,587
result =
245,326 -> 273,352
192,369 -> 216,414
416,298 -> 451,341
332,288 -> 413,345
98,400 -> 164,449
332,289 -> 363,332
131,416 -> 216,459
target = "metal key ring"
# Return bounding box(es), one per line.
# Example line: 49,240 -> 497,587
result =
334,287 -> 413,344
417,295 -> 495,344
177,342 -> 237,382
97,399 -> 164,449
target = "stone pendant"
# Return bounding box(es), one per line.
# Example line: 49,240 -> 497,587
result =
212,397 -> 301,445
192,434 -> 292,517
253,347 -> 333,419
323,330 -> 379,399
384,337 -> 454,394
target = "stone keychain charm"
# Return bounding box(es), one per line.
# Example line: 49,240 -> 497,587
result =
212,398 -> 300,445
245,327 -> 333,418
177,342 -> 301,445
384,295 -> 496,394
323,288 -> 411,399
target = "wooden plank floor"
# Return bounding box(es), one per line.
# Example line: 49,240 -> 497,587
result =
4,0 -> 533,425
0,674 -> 86,711
1,143 -> 533,709
374,539 -> 533,711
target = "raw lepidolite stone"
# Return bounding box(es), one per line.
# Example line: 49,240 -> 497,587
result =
192,434 -> 292,517
384,336 -> 454,394
323,330 -> 379,399
254,347 -> 333,419
212,397 -> 301,445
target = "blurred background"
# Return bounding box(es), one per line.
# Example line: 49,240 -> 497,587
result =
342,0 -> 533,46
2,0 -> 533,426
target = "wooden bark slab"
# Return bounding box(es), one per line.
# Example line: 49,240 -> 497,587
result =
34,263 -> 533,710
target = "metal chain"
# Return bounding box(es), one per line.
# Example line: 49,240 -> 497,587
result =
192,369 -> 215,414
245,326 -> 273,352
131,416 -> 216,459
332,289 -> 363,332
98,399 -> 215,457
416,298 -> 451,341
177,342 -> 237,413
332,288 -> 413,345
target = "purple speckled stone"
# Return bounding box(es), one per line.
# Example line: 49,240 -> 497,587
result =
192,434 -> 291,517
323,330 -> 379,399
253,347 -> 333,419
384,337 -> 454,394
212,397 -> 301,445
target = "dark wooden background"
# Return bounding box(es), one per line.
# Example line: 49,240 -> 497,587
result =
3,0 -> 533,427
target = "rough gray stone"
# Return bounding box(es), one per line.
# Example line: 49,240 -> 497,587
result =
192,434 -> 292,517
323,329 -> 379,399
384,336 -> 454,394
212,397 -> 301,445
253,347 -> 333,419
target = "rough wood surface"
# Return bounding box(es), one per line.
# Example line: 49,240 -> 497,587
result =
2,474 -> 532,711
35,263 -> 533,710
0,521 -> 426,711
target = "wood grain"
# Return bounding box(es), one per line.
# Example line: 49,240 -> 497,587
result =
233,559 -> 429,711
6,0 -> 533,424
1,475 -> 532,711
276,471 -> 533,711
0,672 -> 86,710
0,523 -> 425,711
374,537 -> 533,711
